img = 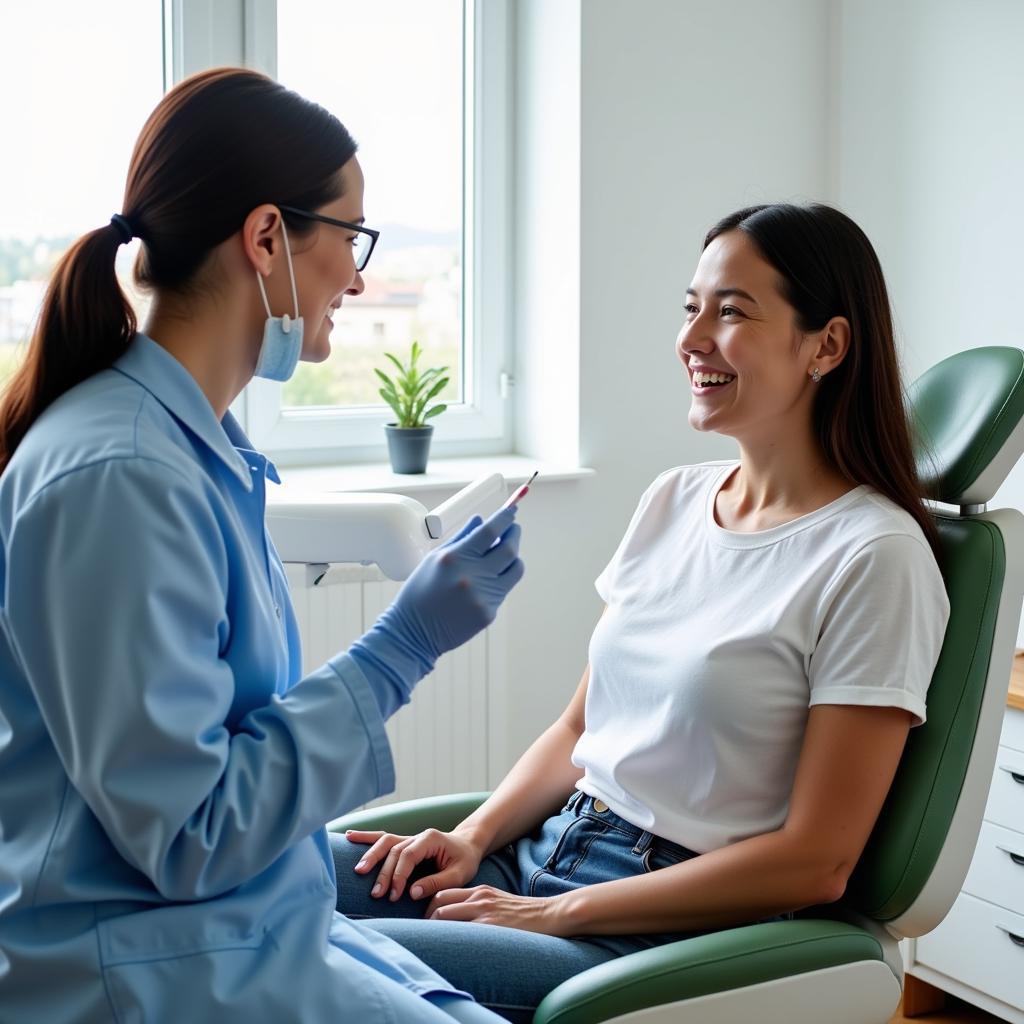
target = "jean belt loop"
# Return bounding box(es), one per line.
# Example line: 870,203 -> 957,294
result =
632,830 -> 655,856
570,790 -> 584,813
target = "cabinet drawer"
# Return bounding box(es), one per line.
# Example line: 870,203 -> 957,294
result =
989,745 -> 1024,831
963,821 -> 1024,914
916,892 -> 1024,1011
1004,708 -> 1024,753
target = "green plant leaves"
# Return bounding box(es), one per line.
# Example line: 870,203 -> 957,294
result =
383,351 -> 407,377
376,342 -> 450,428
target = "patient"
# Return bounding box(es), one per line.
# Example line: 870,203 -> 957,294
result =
330,203 -> 950,1022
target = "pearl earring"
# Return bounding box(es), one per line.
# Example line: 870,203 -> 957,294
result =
811,367 -> 822,383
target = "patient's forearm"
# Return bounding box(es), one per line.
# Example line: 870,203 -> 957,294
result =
555,827 -> 840,936
455,719 -> 583,857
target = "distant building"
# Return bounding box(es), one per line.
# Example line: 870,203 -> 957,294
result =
336,277 -> 423,349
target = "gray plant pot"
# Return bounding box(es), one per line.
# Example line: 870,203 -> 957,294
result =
385,424 -> 434,474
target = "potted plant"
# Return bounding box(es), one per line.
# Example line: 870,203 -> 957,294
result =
375,341 -> 449,474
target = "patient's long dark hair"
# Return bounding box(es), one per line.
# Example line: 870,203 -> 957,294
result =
704,203 -> 940,558
0,67 -> 357,475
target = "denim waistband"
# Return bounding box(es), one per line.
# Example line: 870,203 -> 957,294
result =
567,790 -> 698,859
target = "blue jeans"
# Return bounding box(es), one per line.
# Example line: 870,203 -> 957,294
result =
331,792 -> 714,1023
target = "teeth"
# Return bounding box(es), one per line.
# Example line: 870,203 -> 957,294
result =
693,371 -> 735,386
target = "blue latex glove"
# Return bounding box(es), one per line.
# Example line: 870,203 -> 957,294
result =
349,505 -> 523,718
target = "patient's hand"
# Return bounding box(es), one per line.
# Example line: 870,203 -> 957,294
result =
426,886 -> 567,936
345,828 -> 484,903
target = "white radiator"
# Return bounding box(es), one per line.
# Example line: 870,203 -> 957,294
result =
285,564 -> 505,807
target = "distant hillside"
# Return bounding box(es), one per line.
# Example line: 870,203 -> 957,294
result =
0,235 -> 75,286
376,224 -> 460,250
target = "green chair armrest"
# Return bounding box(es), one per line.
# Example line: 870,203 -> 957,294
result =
534,919 -> 886,1024
327,792 -> 490,835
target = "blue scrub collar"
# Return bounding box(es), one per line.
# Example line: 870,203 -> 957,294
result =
113,334 -> 279,491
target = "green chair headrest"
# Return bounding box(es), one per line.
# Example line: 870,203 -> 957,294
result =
909,346 -> 1024,505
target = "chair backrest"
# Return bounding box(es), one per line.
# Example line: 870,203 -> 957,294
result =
844,346 -> 1024,937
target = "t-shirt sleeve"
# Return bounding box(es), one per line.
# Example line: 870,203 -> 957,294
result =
808,533 -> 949,727
595,470 -> 674,603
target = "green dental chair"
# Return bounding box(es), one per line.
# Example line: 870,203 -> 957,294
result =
330,346 -> 1024,1023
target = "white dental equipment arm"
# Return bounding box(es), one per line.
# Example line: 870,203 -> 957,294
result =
265,473 -> 508,582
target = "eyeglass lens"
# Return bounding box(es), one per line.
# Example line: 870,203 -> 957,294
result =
353,232 -> 373,271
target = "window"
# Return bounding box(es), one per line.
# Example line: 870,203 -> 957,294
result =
277,0 -> 462,416
0,1 -> 164,392
237,0 -> 512,462
1,0 -> 512,463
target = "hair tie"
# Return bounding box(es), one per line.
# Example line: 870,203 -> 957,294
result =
109,214 -> 135,245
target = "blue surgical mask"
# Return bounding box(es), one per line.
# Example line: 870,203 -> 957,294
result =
254,220 -> 304,381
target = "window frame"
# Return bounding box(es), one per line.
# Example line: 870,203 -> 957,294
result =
166,0 -> 513,464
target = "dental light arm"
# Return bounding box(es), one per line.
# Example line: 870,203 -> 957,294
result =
265,473 -> 507,582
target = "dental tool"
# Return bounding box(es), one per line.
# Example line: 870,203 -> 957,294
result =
498,470 -> 538,512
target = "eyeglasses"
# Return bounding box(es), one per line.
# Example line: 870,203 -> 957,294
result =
278,205 -> 380,272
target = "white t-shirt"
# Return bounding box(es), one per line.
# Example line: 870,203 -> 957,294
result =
571,461 -> 950,854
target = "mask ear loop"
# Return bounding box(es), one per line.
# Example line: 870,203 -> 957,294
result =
254,217 -> 301,334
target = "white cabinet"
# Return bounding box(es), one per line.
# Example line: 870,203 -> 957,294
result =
906,705 -> 1024,1022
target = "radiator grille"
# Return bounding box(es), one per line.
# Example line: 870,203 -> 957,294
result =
285,564 -> 496,806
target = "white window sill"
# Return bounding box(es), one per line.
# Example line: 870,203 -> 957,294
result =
274,454 -> 594,496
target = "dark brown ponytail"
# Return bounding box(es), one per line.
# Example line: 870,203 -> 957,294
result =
0,225 -> 137,472
0,67 -> 357,475
704,203 -> 942,559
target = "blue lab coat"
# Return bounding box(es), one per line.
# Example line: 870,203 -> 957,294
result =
0,334 -> 465,1022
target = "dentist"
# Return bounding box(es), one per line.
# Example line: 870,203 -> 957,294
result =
0,68 -> 521,1023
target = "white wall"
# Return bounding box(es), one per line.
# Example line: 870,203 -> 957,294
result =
512,0 -> 581,468
501,0 -> 832,765
833,0 -> 1024,635
833,0 -> 1024,384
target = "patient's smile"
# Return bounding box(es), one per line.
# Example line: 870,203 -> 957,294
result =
692,370 -> 736,393
693,370 -> 735,386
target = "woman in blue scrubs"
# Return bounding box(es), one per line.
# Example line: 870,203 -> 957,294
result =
0,68 -> 522,1023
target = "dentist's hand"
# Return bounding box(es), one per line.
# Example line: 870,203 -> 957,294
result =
349,506 -> 524,720
346,827 -> 485,902
382,505 -> 524,661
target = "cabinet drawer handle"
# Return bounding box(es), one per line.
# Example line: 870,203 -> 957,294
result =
999,765 -> 1024,784
997,845 -> 1024,867
997,925 -> 1024,947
